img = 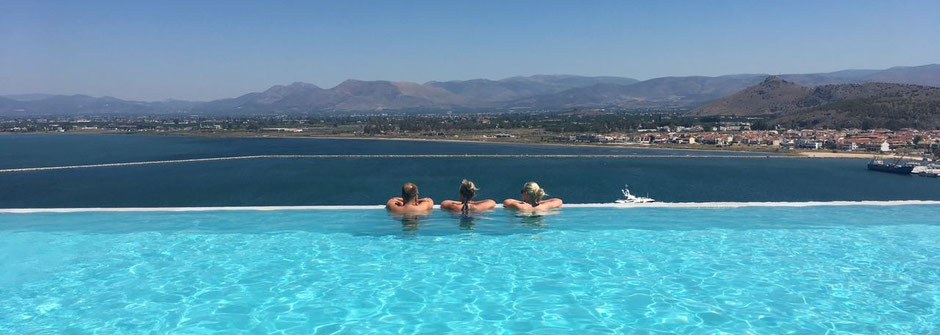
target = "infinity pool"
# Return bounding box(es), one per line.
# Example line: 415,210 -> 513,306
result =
1,205 -> 939,333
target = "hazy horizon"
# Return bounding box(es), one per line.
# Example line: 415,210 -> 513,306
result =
2,0 -> 939,101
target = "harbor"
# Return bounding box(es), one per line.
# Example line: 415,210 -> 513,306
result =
867,148 -> 940,177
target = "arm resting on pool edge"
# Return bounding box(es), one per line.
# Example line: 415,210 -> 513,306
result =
471,199 -> 496,211
440,200 -> 462,211
386,197 -> 404,209
502,199 -> 532,210
537,198 -> 563,209
416,198 -> 435,210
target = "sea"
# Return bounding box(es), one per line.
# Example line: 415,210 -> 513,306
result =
1,133 -> 939,208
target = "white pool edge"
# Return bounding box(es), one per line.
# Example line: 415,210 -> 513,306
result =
1,200 -> 939,213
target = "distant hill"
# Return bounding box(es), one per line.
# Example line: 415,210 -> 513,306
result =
776,69 -> 877,86
0,94 -> 186,116
201,82 -> 335,113
860,64 -> 940,87
204,76 -> 643,113
509,66 -> 940,110
775,83 -> 940,129
202,80 -> 466,113
425,75 -> 639,103
2,64 -> 938,115
330,80 -> 465,111
690,76 -> 812,116
1,93 -> 58,101
511,74 -> 770,109
0,96 -> 23,112
692,76 -> 940,129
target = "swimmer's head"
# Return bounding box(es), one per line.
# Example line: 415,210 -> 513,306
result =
521,181 -> 546,206
401,183 -> 418,204
459,179 -> 477,202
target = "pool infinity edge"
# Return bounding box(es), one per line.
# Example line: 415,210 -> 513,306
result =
2,200 -> 939,213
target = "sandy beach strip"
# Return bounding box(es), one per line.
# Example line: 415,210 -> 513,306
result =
796,151 -> 894,159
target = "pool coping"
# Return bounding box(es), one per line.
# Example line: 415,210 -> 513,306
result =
1,200 -> 939,213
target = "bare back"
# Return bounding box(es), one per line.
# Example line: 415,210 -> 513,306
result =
387,197 -> 434,213
502,198 -> 563,211
441,199 -> 496,213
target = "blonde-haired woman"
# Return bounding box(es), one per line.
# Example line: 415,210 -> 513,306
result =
503,181 -> 563,210
441,180 -> 496,214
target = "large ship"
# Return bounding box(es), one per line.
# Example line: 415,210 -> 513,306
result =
867,157 -> 915,175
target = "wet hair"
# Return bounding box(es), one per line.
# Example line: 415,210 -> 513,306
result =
401,183 -> 418,204
521,181 -> 546,206
459,180 -> 478,215
459,180 -> 477,202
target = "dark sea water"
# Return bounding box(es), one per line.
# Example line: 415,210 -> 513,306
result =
1,134 -> 938,207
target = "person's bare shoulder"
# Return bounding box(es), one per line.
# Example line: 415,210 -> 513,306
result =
503,199 -> 531,210
440,200 -> 461,212
418,198 -> 434,210
440,204 -> 457,212
541,198 -> 563,209
473,199 -> 496,211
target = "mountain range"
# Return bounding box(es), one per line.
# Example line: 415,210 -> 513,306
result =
2,64 -> 939,116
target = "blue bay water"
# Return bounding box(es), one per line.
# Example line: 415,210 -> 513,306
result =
1,206 -> 939,333
1,134 -> 939,207
0,134 -> 772,170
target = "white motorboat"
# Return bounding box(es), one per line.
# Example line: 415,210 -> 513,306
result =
913,163 -> 940,177
614,185 -> 655,203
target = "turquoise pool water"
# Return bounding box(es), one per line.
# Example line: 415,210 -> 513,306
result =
1,205 -> 939,333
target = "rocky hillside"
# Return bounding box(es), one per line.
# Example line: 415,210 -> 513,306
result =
775,83 -> 940,129
689,77 -> 812,116
692,77 -> 940,129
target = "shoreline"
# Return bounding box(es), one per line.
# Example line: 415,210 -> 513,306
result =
795,151 -> 894,159
1,131 -> 915,159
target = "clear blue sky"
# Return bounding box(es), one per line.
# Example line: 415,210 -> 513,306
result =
2,0 -> 938,101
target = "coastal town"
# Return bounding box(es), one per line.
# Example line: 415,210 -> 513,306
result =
3,113 -> 940,155
553,127 -> 940,153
